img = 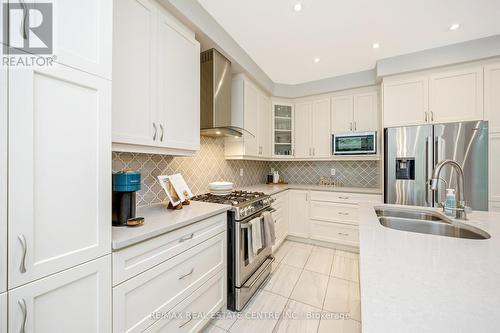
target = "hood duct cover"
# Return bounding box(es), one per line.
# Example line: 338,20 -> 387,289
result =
200,49 -> 253,138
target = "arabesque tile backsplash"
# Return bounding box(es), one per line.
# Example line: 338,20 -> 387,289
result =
112,137 -> 380,207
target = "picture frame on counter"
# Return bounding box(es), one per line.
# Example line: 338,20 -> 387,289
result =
157,174 -> 193,207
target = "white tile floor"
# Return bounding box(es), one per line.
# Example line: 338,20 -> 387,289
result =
203,240 -> 361,333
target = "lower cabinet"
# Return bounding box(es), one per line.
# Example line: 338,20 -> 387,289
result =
309,220 -> 359,246
8,255 -> 112,333
490,201 -> 500,212
1,292 -> 6,333
271,191 -> 289,251
288,190 -> 309,238
112,227 -> 226,333
143,271 -> 225,333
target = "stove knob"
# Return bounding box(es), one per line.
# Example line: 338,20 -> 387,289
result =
241,207 -> 248,217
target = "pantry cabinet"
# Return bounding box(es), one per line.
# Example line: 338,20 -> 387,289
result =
112,0 -> 200,154
294,98 -> 331,158
8,0 -> 112,79
8,256 -> 112,333
288,190 -> 309,238
0,67 -> 6,293
383,65 -> 484,128
8,64 -> 111,288
332,92 -> 378,133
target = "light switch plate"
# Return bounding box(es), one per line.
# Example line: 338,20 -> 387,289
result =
330,168 -> 336,176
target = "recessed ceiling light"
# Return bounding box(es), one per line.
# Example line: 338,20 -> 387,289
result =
313,57 -> 320,63
293,2 -> 302,12
372,43 -> 380,49
449,23 -> 461,31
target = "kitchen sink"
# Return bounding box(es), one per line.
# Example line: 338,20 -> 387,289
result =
375,208 -> 490,240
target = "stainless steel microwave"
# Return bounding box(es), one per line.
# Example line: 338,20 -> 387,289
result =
333,131 -> 377,155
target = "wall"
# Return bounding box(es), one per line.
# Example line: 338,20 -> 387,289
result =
113,137 -> 380,206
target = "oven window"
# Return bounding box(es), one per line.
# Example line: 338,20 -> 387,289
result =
241,225 -> 265,266
335,135 -> 374,153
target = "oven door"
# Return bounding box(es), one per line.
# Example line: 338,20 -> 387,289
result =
234,209 -> 273,288
333,131 -> 377,155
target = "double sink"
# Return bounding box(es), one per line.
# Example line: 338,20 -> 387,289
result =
375,207 -> 491,240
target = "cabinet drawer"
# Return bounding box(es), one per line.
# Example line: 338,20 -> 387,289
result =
113,233 -> 225,333
310,221 -> 359,246
113,213 -> 225,285
144,270 -> 225,333
310,201 -> 358,225
309,191 -> 381,204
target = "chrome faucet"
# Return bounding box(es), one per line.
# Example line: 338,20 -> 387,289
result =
430,159 -> 469,220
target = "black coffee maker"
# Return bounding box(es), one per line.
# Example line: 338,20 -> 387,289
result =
112,171 -> 143,226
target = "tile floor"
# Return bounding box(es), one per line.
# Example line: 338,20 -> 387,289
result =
203,240 -> 361,333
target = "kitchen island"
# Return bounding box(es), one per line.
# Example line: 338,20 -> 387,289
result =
358,203 -> 500,332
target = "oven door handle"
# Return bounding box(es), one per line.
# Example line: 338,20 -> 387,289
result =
241,257 -> 275,289
240,209 -> 276,228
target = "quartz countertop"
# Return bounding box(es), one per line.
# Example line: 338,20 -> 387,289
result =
358,203 -> 500,332
112,201 -> 230,250
237,183 -> 382,196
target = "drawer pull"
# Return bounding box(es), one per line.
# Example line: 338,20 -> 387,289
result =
337,232 -> 349,236
337,212 -> 350,216
178,233 -> 194,243
19,298 -> 27,333
179,268 -> 194,280
338,196 -> 350,200
179,314 -> 193,328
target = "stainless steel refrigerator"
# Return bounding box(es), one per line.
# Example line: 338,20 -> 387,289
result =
385,121 -> 488,211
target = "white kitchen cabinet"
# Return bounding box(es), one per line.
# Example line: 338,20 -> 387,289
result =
485,62 -> 500,133
331,96 -> 353,133
113,0 -> 200,154
294,102 -> 312,158
489,202 -> 500,212
272,102 -> 294,157
113,232 -> 225,333
228,75 -> 271,158
7,0 -> 112,79
294,98 -> 331,158
288,190 -> 309,238
112,0 -> 157,147
383,76 -> 429,127
158,7 -> 200,151
0,292 -> 6,333
332,92 -> 378,133
8,64 -> 111,288
0,67 -> 6,293
489,133 -> 500,202
429,66 -> 483,123
8,256 -> 112,333
271,191 -> 289,251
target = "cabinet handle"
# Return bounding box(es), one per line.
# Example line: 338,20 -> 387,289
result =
18,235 -> 27,273
338,212 -> 350,216
338,196 -> 350,200
152,123 -> 157,141
292,148 -> 295,156
313,148 -> 315,156
337,232 -> 349,236
178,233 -> 194,243
178,268 -> 194,280
424,112 -> 428,122
19,0 -> 28,39
430,111 -> 434,122
179,314 -> 193,328
350,122 -> 353,131
18,298 -> 27,333
160,124 -> 164,142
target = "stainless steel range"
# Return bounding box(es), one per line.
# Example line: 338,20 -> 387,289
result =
191,190 -> 274,311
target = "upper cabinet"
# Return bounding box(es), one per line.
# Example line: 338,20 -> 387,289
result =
112,0 -> 200,155
226,75 -> 271,158
295,98 -> 331,158
8,0 -> 112,79
272,103 -> 294,157
383,65 -> 484,128
8,65 -> 111,288
485,62 -> 500,133
332,91 -> 378,133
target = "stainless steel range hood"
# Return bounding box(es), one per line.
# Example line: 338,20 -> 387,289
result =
200,49 -> 252,138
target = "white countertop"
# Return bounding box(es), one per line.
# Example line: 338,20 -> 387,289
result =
358,203 -> 500,332
112,201 -> 230,250
237,183 -> 382,196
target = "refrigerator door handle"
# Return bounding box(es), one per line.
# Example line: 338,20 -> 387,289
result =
425,137 -> 430,206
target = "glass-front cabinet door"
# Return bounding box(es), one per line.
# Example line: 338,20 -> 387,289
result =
272,103 -> 294,157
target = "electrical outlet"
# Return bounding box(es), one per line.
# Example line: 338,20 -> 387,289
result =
240,168 -> 244,177
271,167 -> 275,173
330,168 -> 336,176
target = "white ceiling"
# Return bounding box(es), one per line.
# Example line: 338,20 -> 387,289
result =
197,0 -> 500,84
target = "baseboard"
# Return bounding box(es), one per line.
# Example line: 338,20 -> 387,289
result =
285,235 -> 359,254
